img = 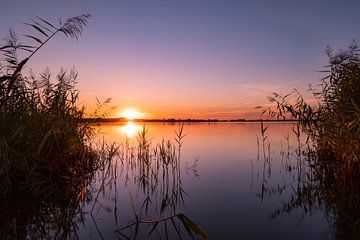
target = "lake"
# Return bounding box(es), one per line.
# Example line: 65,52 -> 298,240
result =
75,121 -> 330,239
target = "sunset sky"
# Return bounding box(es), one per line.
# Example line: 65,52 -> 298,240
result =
1,0 -> 360,119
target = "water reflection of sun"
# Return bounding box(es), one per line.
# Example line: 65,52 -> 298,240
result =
119,121 -> 141,137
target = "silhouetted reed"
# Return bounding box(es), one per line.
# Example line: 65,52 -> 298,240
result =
258,43 -> 360,239
263,42 -> 360,164
0,14 -> 92,195
0,14 -> 99,239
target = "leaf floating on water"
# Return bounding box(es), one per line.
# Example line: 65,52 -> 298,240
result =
177,214 -> 194,238
176,213 -> 209,239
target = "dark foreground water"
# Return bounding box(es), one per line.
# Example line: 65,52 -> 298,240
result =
1,122 -> 334,239
75,122 -> 330,239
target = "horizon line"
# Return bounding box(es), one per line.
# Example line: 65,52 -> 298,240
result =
82,117 -> 298,123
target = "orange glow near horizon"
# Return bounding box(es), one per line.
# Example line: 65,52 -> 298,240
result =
81,94 -> 291,120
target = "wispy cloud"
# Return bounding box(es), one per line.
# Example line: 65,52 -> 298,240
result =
81,91 -> 135,101
231,74 -> 319,102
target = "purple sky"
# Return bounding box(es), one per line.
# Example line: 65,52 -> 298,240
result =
1,0 -> 360,119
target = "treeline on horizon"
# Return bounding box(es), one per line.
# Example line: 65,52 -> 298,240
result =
82,117 -> 299,123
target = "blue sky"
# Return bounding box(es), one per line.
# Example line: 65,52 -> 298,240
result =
1,0 -> 360,118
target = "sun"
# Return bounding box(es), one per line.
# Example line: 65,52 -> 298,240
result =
120,108 -> 143,120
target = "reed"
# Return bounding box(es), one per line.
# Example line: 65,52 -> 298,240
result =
0,14 -> 93,195
259,42 -> 360,239
263,42 -> 360,165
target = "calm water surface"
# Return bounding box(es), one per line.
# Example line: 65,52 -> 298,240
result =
78,122 -> 329,239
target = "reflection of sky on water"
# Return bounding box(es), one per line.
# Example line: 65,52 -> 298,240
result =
81,122 -> 328,239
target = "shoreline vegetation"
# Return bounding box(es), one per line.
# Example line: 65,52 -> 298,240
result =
0,14 -> 209,239
259,42 -> 360,239
0,14 -> 93,195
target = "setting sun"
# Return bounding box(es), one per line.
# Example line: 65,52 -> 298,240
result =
119,108 -> 143,120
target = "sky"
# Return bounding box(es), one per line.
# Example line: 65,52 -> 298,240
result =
1,0 -> 360,119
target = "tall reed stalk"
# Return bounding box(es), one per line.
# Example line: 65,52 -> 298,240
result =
0,14 -> 92,195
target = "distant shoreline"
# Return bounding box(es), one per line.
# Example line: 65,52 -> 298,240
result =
82,118 -> 298,123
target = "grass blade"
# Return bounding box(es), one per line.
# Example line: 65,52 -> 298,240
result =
24,23 -> 48,37
24,35 -> 43,44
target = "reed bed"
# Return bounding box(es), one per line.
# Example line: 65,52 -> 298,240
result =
0,15 -> 206,239
0,14 -> 93,196
259,43 -> 360,239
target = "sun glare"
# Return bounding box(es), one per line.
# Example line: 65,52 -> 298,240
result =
120,122 -> 141,137
120,108 -> 143,120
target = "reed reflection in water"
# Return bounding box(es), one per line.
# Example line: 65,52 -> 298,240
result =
0,122 -> 205,239
256,121 -> 360,240
91,122 -> 329,239
81,123 -> 206,239
1,121 -> 348,239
